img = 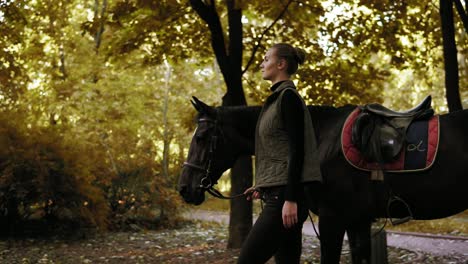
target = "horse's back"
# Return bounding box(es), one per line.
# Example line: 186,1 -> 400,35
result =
383,109 -> 468,219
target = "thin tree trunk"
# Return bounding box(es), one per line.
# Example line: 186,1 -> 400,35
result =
162,60 -> 171,180
92,0 -> 107,83
94,0 -> 107,52
100,135 -> 120,176
440,0 -> 463,112
59,2 -> 67,80
59,44 -> 67,80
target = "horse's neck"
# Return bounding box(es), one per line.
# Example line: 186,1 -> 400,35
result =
219,106 -> 261,153
219,104 -> 355,155
307,104 -> 355,143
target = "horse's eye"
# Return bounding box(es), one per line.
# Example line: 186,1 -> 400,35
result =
195,125 -> 213,143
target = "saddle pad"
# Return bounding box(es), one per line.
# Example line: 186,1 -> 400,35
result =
342,107 -> 439,172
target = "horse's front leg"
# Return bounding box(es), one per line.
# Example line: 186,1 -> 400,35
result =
346,218 -> 372,264
318,209 -> 346,264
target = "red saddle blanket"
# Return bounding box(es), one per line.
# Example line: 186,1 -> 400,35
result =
342,108 -> 439,172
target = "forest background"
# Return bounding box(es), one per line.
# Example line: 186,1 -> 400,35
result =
0,0 -> 466,238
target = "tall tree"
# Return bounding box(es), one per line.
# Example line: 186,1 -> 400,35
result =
188,0 -> 320,247
189,0 -> 253,248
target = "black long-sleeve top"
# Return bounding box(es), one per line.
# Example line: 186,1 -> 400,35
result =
270,81 -> 304,202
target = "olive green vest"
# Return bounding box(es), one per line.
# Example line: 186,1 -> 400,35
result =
255,80 -> 322,188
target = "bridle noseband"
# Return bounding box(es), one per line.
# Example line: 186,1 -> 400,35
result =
183,116 -> 244,200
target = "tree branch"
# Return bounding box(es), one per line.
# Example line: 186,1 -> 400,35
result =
190,0 -> 229,77
59,44 -> 67,80
242,0 -> 293,75
454,0 -> 468,33
94,0 -> 107,53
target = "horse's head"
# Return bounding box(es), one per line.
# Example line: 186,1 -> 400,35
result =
178,97 -> 241,205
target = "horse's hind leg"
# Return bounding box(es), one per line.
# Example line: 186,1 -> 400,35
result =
318,212 -> 346,264
346,219 -> 371,264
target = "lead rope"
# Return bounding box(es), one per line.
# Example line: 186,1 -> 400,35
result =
308,211 -> 320,240
206,187 -> 246,200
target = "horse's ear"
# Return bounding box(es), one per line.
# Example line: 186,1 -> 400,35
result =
191,96 -> 215,116
190,97 -> 202,112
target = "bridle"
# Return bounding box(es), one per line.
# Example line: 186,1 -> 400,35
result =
183,116 -> 245,200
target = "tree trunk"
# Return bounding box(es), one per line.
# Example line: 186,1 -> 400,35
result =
162,61 -> 172,180
224,1 -> 253,248
228,156 -> 253,248
190,0 -> 253,248
440,0 -> 463,112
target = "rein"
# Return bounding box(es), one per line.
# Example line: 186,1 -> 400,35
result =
183,116 -> 246,200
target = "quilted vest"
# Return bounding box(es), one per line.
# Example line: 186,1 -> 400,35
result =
255,80 -> 322,188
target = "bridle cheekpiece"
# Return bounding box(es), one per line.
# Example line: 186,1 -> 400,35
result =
183,117 -> 218,190
182,113 -> 244,200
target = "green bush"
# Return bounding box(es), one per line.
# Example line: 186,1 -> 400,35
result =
0,110 -> 185,235
0,116 -> 109,234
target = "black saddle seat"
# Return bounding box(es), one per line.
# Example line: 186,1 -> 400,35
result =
352,95 -> 434,163
364,96 -> 432,118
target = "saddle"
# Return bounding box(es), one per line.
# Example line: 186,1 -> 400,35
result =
352,96 -> 434,163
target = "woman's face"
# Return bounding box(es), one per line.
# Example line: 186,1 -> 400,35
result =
260,48 -> 280,81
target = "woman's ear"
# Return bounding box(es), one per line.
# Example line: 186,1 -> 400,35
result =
277,58 -> 287,71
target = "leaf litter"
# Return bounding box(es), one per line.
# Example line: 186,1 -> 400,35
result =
0,221 -> 465,263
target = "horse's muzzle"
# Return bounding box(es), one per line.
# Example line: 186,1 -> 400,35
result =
178,185 -> 205,205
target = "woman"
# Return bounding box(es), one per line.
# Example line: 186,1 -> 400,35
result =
238,43 -> 322,264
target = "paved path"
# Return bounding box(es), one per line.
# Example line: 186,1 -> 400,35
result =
186,209 -> 468,260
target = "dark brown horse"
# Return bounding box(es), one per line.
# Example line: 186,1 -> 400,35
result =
178,97 -> 468,264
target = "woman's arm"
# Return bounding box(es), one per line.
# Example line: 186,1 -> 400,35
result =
281,89 -> 304,202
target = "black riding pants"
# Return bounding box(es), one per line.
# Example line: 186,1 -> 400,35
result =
237,186 -> 309,264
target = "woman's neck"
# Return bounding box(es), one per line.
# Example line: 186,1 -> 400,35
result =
270,80 -> 286,92
271,76 -> 289,86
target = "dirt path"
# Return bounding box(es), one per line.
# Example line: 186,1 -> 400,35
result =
186,209 -> 468,260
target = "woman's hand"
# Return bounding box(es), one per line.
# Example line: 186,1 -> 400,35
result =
243,186 -> 260,201
282,201 -> 298,228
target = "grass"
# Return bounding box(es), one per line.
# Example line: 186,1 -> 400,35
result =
193,195 -> 468,236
